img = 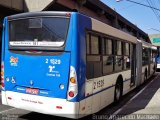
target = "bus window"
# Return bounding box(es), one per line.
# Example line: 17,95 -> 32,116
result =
123,43 -> 130,69
116,41 -> 122,55
124,42 -> 130,56
105,39 -> 112,55
142,48 -> 149,66
90,35 -> 99,54
114,41 -> 123,71
86,33 -> 102,79
103,38 -> 113,74
151,49 -> 157,63
9,17 -> 69,49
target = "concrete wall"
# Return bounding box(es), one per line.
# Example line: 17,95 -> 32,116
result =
0,0 -> 23,11
24,0 -> 54,12
0,0 -> 55,12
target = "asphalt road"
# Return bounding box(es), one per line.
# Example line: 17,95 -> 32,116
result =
0,73 -> 159,120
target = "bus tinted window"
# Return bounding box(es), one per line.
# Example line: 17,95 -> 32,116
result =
116,41 -> 122,55
105,39 -> 112,55
103,38 -> 113,74
114,41 -> 123,71
124,43 -> 129,56
91,35 -> 99,54
142,48 -> 149,66
123,43 -> 130,69
9,17 -> 69,47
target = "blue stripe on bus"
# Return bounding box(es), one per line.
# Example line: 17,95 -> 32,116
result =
85,84 -> 116,98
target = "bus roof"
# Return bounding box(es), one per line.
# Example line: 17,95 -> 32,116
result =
8,11 -> 72,20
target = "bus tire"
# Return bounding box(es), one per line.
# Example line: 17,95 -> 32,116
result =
114,79 -> 123,103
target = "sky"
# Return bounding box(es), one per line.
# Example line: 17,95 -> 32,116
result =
100,0 -> 160,35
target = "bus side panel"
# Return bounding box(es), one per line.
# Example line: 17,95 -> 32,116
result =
77,14 -> 91,101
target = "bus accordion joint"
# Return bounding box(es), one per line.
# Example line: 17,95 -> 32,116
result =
67,66 -> 78,101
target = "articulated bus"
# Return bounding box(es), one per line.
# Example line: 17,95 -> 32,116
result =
1,12 -> 157,118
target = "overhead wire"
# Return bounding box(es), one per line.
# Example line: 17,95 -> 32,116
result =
146,0 -> 160,24
149,0 -> 160,17
117,0 -> 144,11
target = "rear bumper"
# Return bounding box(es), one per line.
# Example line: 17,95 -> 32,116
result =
2,91 -> 79,119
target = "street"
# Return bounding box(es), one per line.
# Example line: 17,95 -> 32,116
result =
0,73 -> 160,120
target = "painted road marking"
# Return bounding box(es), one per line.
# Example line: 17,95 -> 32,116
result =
0,108 -> 16,114
0,91 -> 16,114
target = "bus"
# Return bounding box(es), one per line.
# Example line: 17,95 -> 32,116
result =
1,11 -> 157,119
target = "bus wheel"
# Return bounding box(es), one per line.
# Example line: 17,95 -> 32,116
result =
114,80 -> 122,102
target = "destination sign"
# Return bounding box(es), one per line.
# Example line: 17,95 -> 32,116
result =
152,38 -> 160,43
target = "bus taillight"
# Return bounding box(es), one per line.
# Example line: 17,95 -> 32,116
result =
67,66 -> 78,101
1,78 -> 4,88
1,62 -> 5,89
69,91 -> 74,97
70,77 -> 76,84
1,82 -> 4,88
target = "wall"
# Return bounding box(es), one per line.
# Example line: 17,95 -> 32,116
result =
24,0 -> 54,12
0,0 -> 23,11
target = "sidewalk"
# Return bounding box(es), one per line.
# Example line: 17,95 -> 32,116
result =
116,73 -> 160,117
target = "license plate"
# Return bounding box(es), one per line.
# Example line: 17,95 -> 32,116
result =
26,88 -> 39,95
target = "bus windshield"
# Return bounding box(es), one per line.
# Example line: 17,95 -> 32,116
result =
9,17 -> 69,48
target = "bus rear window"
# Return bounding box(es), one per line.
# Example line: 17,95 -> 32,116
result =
9,17 -> 69,48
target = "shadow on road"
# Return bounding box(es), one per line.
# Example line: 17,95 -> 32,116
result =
19,112 -> 69,120
19,112 -> 93,120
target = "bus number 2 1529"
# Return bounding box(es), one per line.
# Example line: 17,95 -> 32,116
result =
93,80 -> 104,90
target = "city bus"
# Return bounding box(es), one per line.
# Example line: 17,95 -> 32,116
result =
1,11 -> 157,118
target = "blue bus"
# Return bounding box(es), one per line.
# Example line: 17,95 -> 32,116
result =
1,12 -> 157,118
